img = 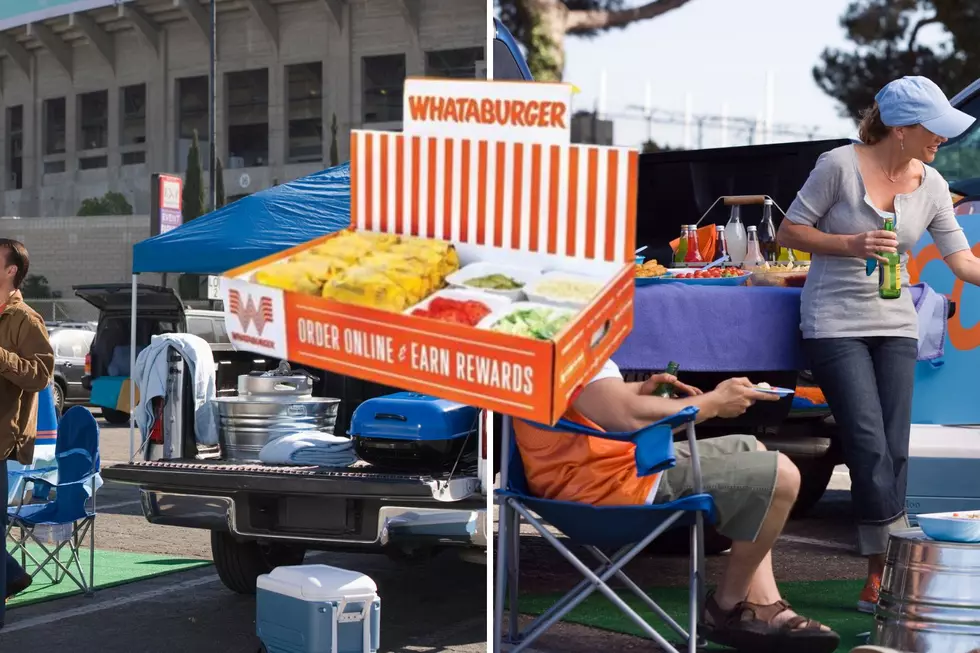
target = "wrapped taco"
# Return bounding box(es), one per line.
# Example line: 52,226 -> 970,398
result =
321,266 -> 413,312
254,262 -> 324,295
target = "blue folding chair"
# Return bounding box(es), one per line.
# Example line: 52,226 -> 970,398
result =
493,407 -> 717,653
6,406 -> 101,596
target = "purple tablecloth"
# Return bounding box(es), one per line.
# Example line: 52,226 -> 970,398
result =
611,285 -> 804,372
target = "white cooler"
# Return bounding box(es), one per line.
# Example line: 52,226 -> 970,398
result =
906,424 -> 980,519
257,564 -> 381,653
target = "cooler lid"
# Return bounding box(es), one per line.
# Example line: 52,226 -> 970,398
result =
259,564 -> 378,602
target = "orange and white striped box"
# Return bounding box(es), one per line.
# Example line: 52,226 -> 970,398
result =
220,78 -> 638,424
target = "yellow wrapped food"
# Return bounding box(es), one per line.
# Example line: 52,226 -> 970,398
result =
308,232 -> 375,263
390,240 -> 460,278
254,262 -> 324,295
357,231 -> 401,250
321,266 -> 412,312
361,252 -> 439,295
287,252 -> 351,278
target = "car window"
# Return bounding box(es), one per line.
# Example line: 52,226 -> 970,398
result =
212,318 -> 230,344
187,316 -> 215,343
492,39 -> 526,81
932,92 -> 980,196
53,330 -> 94,358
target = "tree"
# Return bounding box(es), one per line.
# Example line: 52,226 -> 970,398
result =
642,139 -> 677,153
813,0 -> 980,122
215,157 -> 226,209
179,129 -> 206,301
21,275 -> 61,300
329,114 -> 339,167
77,191 -> 133,216
496,0 -> 696,81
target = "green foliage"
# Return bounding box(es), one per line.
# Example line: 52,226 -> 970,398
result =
641,140 -> 677,153
21,274 -> 61,299
183,129 -> 205,222
77,191 -> 133,216
814,0 -> 980,121
330,114 -> 340,167
215,157 -> 226,209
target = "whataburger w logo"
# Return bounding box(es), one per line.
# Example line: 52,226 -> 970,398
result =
228,289 -> 274,336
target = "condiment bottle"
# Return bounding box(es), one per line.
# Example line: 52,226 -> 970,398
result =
759,198 -> 779,263
713,225 -> 729,261
674,225 -> 689,264
879,217 -> 901,299
726,206 -> 748,265
744,226 -> 768,269
652,361 -> 680,397
684,225 -> 703,263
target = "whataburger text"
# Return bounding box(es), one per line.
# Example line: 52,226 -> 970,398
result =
295,317 -> 535,396
407,94 -> 567,130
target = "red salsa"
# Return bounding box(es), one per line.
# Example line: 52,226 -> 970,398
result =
412,297 -> 492,326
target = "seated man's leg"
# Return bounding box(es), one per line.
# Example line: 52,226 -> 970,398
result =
653,435 -> 837,646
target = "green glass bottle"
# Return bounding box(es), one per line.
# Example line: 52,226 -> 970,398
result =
879,217 -> 901,300
674,226 -> 688,264
652,361 -> 680,397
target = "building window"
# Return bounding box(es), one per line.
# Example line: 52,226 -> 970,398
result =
122,151 -> 146,165
425,48 -> 485,79
287,63 -> 323,164
227,68 -> 269,168
7,106 -> 22,190
177,75 -> 210,172
43,97 -> 67,174
79,90 -> 108,150
363,54 -> 405,123
121,84 -> 146,146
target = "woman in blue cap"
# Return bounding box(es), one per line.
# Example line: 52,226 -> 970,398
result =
778,76 -> 980,612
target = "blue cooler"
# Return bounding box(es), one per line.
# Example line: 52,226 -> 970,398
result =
349,392 -> 479,473
257,564 -> 380,653
906,424 -> 980,519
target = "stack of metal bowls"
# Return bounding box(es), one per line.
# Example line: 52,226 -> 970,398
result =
214,372 -> 340,462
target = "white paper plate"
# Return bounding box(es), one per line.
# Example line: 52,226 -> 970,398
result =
525,271 -> 606,309
478,301 -> 577,340
446,262 -> 542,301
405,288 -> 512,318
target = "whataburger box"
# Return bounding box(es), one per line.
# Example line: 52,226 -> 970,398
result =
219,78 -> 638,424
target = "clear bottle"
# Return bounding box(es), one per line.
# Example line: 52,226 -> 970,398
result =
713,225 -> 729,261
674,225 -> 689,264
744,225 -> 767,269
879,217 -> 901,299
759,198 -> 779,263
726,206 -> 748,265
684,225 -> 703,263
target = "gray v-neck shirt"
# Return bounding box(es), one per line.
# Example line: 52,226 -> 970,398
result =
785,144 -> 969,340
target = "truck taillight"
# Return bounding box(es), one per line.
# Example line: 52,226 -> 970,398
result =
84,353 -> 91,376
149,398 -> 164,444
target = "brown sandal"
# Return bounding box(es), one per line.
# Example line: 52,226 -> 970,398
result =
701,591 -> 840,653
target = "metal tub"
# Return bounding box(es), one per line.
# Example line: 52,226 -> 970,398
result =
875,527 -> 980,652
215,395 -> 340,462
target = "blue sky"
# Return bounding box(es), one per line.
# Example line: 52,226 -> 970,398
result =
561,0 -> 947,149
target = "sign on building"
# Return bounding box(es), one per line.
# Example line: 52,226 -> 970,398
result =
150,173 -> 184,237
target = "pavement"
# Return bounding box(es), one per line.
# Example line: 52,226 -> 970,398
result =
1,411 -> 488,652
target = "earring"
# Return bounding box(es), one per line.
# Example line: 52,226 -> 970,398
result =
901,140 -> 905,151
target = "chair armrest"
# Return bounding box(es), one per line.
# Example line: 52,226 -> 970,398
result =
8,466 -> 57,479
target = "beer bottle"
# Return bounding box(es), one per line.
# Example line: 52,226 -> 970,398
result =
879,217 -> 901,299
652,361 -> 681,397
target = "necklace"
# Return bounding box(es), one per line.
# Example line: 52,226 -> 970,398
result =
879,158 -> 911,184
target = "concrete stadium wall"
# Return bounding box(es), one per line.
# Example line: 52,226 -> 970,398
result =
1,215 -> 161,301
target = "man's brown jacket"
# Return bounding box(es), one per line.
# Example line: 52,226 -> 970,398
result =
0,291 -> 55,464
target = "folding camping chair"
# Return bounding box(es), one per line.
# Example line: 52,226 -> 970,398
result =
493,406 -> 717,653
6,406 -> 101,596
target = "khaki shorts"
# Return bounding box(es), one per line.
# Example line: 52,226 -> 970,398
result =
650,434 -> 779,542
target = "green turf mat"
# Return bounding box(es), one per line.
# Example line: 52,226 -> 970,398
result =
518,579 -> 873,653
6,545 -> 212,609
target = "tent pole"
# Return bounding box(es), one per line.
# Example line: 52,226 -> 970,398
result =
129,274 -> 138,462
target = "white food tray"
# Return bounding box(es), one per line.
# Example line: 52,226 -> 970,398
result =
404,288 -> 513,317
445,262 -> 541,301
477,301 -> 577,340
525,271 -> 606,309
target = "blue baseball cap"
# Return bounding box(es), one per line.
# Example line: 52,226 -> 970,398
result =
875,76 -> 975,139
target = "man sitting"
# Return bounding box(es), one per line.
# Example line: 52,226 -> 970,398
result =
514,359 -> 840,653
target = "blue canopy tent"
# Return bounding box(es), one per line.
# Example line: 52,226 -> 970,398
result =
122,163 -> 352,457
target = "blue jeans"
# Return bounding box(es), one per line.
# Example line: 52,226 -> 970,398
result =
803,336 -> 917,556
1,459 -> 28,627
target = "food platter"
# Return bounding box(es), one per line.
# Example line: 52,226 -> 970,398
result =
917,510 -> 980,543
636,267 -> 752,287
753,384 -> 794,397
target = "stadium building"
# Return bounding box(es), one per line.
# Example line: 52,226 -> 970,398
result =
0,0 -> 486,217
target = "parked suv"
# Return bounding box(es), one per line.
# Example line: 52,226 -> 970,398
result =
76,283 -> 265,425
46,323 -> 96,413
